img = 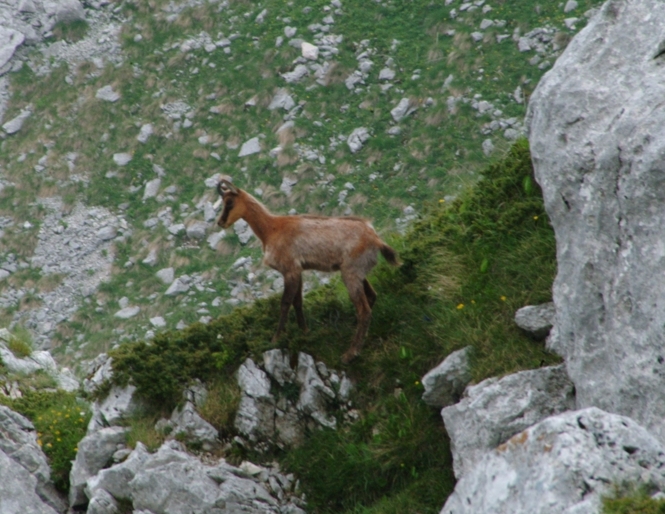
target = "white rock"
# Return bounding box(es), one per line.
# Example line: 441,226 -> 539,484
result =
186,221 -> 208,240
168,223 -> 185,236
238,137 -> 261,157
482,138 -> 494,156
143,178 -> 161,200
142,249 -> 158,266
2,106 -> 31,134
112,153 -> 132,166
347,127 -> 370,153
281,64 -> 309,84
137,123 -> 153,143
421,347 -> 472,408
280,176 -> 298,196
442,408 -> 665,513
0,28 -> 24,71
234,219 -> 254,245
564,0 -> 578,12
302,42 -> 319,60
442,364 -> 575,479
268,89 -> 296,111
390,97 -> 417,122
95,85 -> 120,103
285,26 -> 297,38
114,306 -> 140,319
378,67 -> 395,81
514,302 -> 556,340
165,278 -> 190,296
207,230 -> 226,250
156,267 -> 174,284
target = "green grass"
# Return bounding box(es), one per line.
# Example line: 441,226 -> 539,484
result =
603,487 -> 665,514
105,140 -> 558,512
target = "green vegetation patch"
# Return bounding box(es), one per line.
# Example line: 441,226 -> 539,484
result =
603,486 -> 665,514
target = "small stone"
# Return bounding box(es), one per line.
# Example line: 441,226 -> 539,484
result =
150,316 -> 166,328
347,127 -> 370,153
239,137 -> 261,157
114,306 -> 140,319
137,123 -> 153,143
564,0 -> 578,13
113,153 -> 132,166
156,268 -> 175,284
143,178 -> 161,200
378,68 -> 395,81
96,85 -> 120,103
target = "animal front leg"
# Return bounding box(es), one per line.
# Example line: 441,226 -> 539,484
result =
272,273 -> 301,343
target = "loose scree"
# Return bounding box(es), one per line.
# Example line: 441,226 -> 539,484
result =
215,177 -> 398,363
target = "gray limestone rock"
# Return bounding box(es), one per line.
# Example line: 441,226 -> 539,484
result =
234,218 -> 255,244
0,450 -> 59,514
156,267 -> 174,284
296,353 -> 336,429
137,123 -> 153,143
239,137 -> 261,157
112,153 -> 132,166
88,386 -> 141,433
441,364 -> 575,479
95,85 -> 120,103
441,408 -> 665,514
347,127 -> 370,153
281,64 -> 309,84
142,178 -> 160,200
186,221 -> 208,240
165,278 -> 189,296
85,442 -> 150,502
526,0 -> 665,443
69,427 -> 129,507
0,27 -> 24,71
263,349 -> 296,386
85,488 -> 119,514
113,306 -> 139,319
268,89 -> 296,111
421,346 -> 472,408
514,302 -> 556,340
390,97 -> 417,122
169,401 -> 219,450
0,406 -> 64,513
2,105 -> 31,134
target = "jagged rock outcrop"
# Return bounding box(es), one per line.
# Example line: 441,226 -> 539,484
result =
441,408 -> 665,514
235,350 -> 354,449
441,364 -> 575,479
527,0 -> 665,443
83,440 -> 306,514
0,406 -> 66,513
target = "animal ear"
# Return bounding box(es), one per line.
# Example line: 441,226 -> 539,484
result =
217,177 -> 238,196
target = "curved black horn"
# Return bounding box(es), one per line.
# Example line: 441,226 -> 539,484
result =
217,177 -> 238,196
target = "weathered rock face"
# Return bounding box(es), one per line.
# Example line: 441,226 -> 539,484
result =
84,440 -> 306,514
441,408 -> 665,514
441,365 -> 575,479
527,0 -> 665,443
235,351 -> 354,449
0,406 -> 66,513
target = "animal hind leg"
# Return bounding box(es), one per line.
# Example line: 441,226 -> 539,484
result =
273,272 -> 301,343
293,275 -> 308,333
341,274 -> 372,363
363,279 -> 377,308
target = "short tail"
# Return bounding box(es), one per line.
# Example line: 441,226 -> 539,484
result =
380,244 -> 399,266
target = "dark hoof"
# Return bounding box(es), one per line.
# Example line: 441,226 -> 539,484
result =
341,349 -> 359,364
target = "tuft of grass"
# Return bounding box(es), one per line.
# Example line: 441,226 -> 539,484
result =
198,378 -> 241,440
6,326 -> 33,358
603,486 -> 665,514
126,414 -> 167,452
52,19 -> 89,43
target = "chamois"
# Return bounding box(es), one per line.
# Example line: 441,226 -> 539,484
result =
215,177 -> 398,363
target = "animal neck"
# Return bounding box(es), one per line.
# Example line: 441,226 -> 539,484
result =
238,191 -> 275,244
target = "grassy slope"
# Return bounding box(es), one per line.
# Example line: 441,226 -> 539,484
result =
0,0 -> 603,365
109,140 -> 559,513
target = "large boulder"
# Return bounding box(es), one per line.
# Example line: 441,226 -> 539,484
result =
441,365 -> 575,479
441,408 -> 665,514
527,0 -> 665,443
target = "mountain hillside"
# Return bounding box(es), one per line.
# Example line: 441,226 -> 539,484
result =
0,0 -> 602,367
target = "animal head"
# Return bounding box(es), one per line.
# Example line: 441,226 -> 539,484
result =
216,177 -> 245,228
